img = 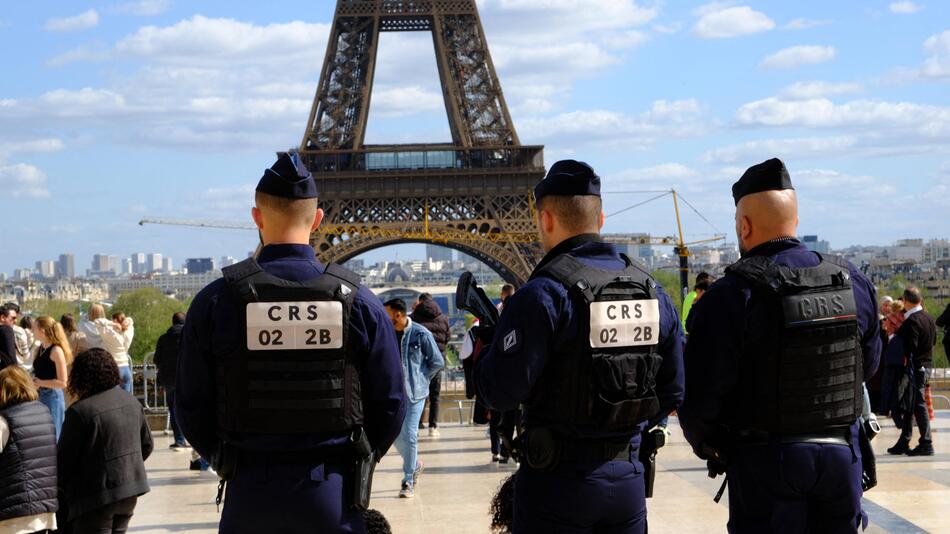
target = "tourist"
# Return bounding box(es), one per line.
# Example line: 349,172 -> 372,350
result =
0,365 -> 58,533
58,347 -> 152,533
0,305 -> 18,369
32,316 -> 71,440
61,313 -> 88,357
681,272 -> 714,333
384,298 -> 444,498
154,312 -> 187,449
17,315 -> 38,370
102,313 -> 135,394
78,304 -> 109,350
887,287 -> 939,456
410,293 -> 449,437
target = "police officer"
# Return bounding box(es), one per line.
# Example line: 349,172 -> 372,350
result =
475,160 -> 685,533
176,152 -> 408,533
679,159 -> 881,533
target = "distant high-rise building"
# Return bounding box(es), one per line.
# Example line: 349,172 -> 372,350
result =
92,254 -> 111,273
146,253 -> 163,273
35,261 -> 56,279
14,268 -> 34,280
185,258 -> 214,274
801,235 -> 830,255
57,253 -> 75,279
121,258 -> 133,275
220,256 -> 236,268
163,257 -> 174,273
108,256 -> 120,274
426,245 -> 453,263
131,252 -> 146,274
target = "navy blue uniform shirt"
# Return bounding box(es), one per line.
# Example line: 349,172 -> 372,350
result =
679,239 -> 881,453
175,244 -> 408,460
475,235 -> 685,447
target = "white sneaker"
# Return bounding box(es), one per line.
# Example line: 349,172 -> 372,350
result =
399,482 -> 414,498
199,467 -> 219,480
429,427 -> 440,438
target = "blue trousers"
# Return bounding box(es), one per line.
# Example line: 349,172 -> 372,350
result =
393,398 -> 425,486
513,459 -> 647,534
220,453 -> 365,534
38,387 -> 64,441
726,433 -> 864,533
118,365 -> 133,394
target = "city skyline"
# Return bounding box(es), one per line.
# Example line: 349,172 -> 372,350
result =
1,2 -> 949,274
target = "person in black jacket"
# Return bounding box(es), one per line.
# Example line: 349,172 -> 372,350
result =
153,312 -> 186,449
0,304 -> 19,369
410,293 -> 449,437
938,302 -> 950,367
58,348 -> 153,533
0,365 -> 58,532
887,287 -> 939,457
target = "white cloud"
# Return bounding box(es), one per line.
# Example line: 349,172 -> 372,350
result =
112,0 -> 172,16
44,10 -> 99,32
778,81 -> 863,99
703,136 -> 859,163
920,29 -> 950,79
736,97 -> 950,135
370,86 -> 445,118
0,164 -> 50,198
889,1 -> 922,14
783,18 -> 832,30
520,99 -> 710,149
613,163 -> 700,185
114,15 -> 330,66
692,5 -> 775,39
0,138 -> 65,159
602,30 -> 650,50
760,45 -> 836,69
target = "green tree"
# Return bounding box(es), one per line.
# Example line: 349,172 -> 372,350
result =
651,269 -> 683,318
111,288 -> 187,363
23,300 -> 82,321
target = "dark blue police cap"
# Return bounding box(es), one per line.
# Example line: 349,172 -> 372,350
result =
256,150 -> 318,199
533,160 -> 601,202
732,158 -> 794,205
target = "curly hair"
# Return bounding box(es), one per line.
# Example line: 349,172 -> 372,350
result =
490,473 -> 516,533
363,509 -> 391,534
68,348 -> 121,400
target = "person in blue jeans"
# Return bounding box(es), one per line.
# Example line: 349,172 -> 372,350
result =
31,316 -> 72,440
384,299 -> 444,499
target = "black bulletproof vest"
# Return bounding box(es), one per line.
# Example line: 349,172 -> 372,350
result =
727,254 -> 862,435
218,259 -> 363,436
527,254 -> 663,436
0,401 -> 58,521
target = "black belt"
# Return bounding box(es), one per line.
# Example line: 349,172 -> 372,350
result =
560,440 -> 631,462
735,428 -> 851,446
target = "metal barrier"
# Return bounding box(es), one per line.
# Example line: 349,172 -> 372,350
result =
133,352 -> 170,434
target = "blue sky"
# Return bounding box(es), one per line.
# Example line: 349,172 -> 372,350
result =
1,0 -> 949,275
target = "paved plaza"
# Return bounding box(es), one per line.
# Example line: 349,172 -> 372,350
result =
130,415 -> 950,533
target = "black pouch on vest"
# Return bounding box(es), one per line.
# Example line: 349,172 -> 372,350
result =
349,427 -> 375,510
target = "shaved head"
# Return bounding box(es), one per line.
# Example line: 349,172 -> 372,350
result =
735,189 -> 799,254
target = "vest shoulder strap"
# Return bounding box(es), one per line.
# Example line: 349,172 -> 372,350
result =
538,254 -> 596,303
324,263 -> 362,287
222,258 -> 264,285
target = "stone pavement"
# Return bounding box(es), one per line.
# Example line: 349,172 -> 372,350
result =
130,414 -> 950,533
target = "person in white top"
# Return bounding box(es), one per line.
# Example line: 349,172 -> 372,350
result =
78,305 -> 136,393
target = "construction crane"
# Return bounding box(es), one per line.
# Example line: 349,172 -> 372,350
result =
141,188 -> 725,300
605,189 -> 727,302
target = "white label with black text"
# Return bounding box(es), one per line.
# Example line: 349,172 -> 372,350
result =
246,301 -> 344,351
589,300 -> 660,348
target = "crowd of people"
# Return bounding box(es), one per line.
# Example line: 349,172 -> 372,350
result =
0,302 -> 150,533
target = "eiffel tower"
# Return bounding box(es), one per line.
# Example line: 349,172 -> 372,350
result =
297,0 -> 545,285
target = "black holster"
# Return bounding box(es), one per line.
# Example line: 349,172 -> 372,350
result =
858,422 -> 877,492
350,427 -> 376,510
638,428 -> 667,498
212,441 -> 237,482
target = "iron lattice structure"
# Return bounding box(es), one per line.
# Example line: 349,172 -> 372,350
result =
298,0 -> 545,284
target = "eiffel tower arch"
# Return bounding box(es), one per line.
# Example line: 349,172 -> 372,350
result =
297,0 -> 545,285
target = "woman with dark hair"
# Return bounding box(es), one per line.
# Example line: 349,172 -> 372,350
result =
58,348 -> 152,533
0,366 -> 58,533
60,313 -> 88,357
